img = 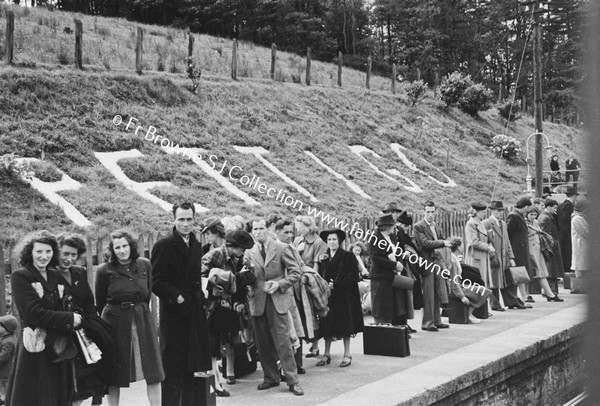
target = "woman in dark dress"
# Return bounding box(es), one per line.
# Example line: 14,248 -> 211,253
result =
56,234 -> 113,406
6,230 -> 83,406
315,229 -> 364,368
95,230 -> 164,406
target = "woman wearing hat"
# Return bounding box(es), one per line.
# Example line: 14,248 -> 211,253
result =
6,230 -> 83,406
95,230 -> 164,406
368,214 -> 409,327
201,229 -> 255,395
201,216 -> 226,256
315,229 -> 364,368
525,208 -> 563,301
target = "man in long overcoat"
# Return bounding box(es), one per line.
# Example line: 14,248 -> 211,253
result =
538,199 -> 564,294
506,197 -> 533,304
557,187 -> 578,273
152,202 -> 212,406
482,201 -> 524,309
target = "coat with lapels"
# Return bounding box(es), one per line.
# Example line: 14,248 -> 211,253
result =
6,264 -> 77,406
482,217 -> 513,289
245,236 -> 301,316
465,217 -> 492,287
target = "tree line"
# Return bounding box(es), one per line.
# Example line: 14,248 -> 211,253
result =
24,0 -> 586,121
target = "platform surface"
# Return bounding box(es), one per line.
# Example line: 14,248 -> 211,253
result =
81,287 -> 587,406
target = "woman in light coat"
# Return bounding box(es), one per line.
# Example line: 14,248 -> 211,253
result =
464,203 -> 494,289
571,199 -> 589,276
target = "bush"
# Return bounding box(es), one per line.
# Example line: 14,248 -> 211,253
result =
405,80 -> 428,106
489,134 -> 522,160
0,153 -> 34,186
458,84 -> 493,116
439,72 -> 473,106
497,100 -> 521,121
29,160 -> 63,182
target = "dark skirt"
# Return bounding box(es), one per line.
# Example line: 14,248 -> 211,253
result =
319,283 -> 364,339
370,279 -> 406,323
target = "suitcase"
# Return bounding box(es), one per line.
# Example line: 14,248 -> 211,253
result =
221,342 -> 258,379
190,374 -> 216,406
363,324 -> 410,357
448,296 -> 469,324
563,272 -> 575,290
571,277 -> 586,294
473,301 -> 489,319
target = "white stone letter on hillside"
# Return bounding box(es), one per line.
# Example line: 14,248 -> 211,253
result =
348,145 -> 423,193
389,143 -> 456,187
160,146 -> 260,206
303,151 -> 371,199
94,150 -> 208,213
17,158 -> 92,227
233,146 -> 318,202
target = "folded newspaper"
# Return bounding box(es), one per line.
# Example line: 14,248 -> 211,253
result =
75,328 -> 102,364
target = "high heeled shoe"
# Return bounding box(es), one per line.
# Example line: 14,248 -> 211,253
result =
215,387 -> 230,397
315,355 -> 331,366
306,348 -> 320,358
340,355 -> 352,367
547,295 -> 564,302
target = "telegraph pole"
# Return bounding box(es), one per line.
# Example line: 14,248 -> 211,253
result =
533,0 -> 544,198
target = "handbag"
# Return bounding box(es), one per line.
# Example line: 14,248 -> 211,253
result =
392,274 -> 414,290
210,303 -> 240,334
505,266 -> 531,286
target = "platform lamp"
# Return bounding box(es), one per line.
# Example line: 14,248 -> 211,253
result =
525,131 -> 552,197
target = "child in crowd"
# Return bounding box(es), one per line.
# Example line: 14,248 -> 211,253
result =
0,315 -> 18,405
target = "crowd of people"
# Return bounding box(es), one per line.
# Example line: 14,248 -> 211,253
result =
1,192 -> 588,406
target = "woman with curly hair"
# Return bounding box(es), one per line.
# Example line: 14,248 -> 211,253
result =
349,241 -> 370,280
6,230 -> 83,406
95,230 -> 164,406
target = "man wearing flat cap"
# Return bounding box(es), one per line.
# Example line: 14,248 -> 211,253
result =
246,217 -> 304,396
558,187 -> 578,274
201,229 -> 255,392
152,202 -> 212,405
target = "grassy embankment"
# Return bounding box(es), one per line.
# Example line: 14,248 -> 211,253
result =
0,4 -> 584,243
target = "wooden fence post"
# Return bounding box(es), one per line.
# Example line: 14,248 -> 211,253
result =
391,63 -> 397,94
270,43 -> 277,80
188,33 -> 194,58
337,51 -> 343,87
306,47 -> 311,86
231,39 -> 238,80
135,27 -> 143,75
5,11 -> 14,64
416,67 -> 421,81
0,245 -> 7,316
74,19 -> 83,70
366,56 -> 372,90
434,70 -> 440,98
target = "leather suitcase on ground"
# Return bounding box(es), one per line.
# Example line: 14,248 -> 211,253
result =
363,324 -> 410,357
222,342 -> 258,378
191,374 -> 216,406
448,296 -> 469,324
473,301 -> 489,319
570,277 -> 586,294
563,272 -> 575,290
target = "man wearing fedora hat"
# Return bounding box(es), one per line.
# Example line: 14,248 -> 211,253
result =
382,202 -> 402,214
483,201 -> 525,310
558,187 -> 578,274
